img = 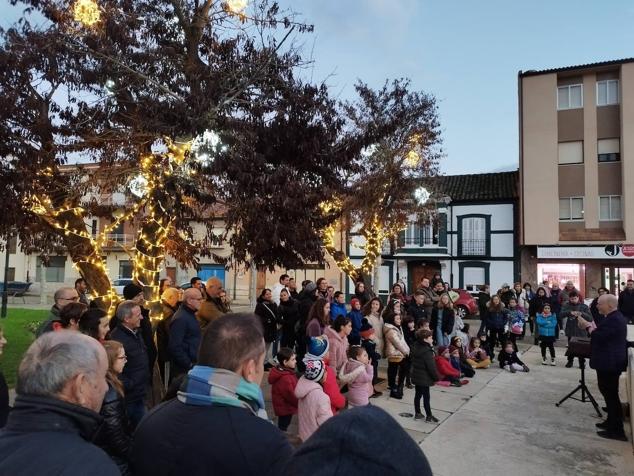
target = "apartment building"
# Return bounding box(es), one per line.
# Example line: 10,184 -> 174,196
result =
519,58 -> 634,297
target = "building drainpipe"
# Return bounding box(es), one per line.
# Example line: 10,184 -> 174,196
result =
449,201 -> 454,287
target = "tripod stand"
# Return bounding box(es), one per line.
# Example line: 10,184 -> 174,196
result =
555,362 -> 602,418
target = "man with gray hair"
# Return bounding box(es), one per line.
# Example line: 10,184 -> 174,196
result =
0,331 -> 118,475
36,286 -> 80,336
110,299 -> 149,428
577,293 -> 628,441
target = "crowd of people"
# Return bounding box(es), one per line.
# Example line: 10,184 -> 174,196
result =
0,271 -> 630,475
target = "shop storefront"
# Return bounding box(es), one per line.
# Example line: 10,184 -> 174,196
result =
537,246 -> 634,297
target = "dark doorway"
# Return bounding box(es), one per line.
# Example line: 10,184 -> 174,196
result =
408,260 -> 441,292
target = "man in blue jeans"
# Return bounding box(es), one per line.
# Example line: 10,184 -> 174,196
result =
111,300 -> 149,428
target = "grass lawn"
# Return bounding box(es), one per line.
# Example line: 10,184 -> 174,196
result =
0,308 -> 49,388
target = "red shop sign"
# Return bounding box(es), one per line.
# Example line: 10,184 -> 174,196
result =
622,245 -> 634,257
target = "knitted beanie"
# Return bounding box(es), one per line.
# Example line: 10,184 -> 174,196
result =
305,336 -> 330,360
123,283 -> 144,300
304,359 -> 326,382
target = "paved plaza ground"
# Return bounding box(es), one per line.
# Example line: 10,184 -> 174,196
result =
262,332 -> 633,475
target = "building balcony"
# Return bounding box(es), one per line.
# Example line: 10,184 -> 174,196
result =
102,233 -> 135,248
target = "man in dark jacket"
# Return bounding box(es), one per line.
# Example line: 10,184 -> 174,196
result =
578,294 -> 628,441
132,313 -> 293,476
36,286 -> 79,336
111,300 -> 150,429
416,278 -> 438,318
168,288 -> 203,381
0,331 -> 119,475
560,291 -> 592,368
617,279 -> 634,324
499,283 -> 514,307
406,291 -> 428,325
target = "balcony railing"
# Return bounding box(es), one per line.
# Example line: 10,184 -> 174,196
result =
460,239 -> 486,256
102,233 -> 135,247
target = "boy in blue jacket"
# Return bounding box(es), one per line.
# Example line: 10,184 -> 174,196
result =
346,298 -> 364,345
330,292 -> 348,323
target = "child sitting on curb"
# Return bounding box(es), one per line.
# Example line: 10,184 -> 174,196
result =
295,359 -> 333,442
498,342 -> 530,373
477,332 -> 494,363
268,347 -> 298,432
449,336 -> 475,378
434,346 -> 466,387
342,346 -> 374,407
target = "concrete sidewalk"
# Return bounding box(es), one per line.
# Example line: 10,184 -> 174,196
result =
368,343 -> 633,476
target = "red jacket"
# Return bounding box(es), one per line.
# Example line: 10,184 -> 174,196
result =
322,365 -> 346,414
268,366 -> 299,417
435,356 -> 460,379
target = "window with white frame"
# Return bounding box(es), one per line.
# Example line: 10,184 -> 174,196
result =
557,84 -> 583,110
599,195 -> 621,221
558,141 -> 583,164
559,197 -> 584,221
597,80 -> 619,106
597,138 -> 620,162
460,217 -> 486,255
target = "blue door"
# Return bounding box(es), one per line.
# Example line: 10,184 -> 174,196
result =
198,264 -> 226,285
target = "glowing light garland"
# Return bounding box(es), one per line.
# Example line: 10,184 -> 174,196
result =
73,0 -> 101,27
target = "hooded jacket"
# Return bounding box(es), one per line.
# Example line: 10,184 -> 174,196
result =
283,406 -> 433,476
383,323 -> 410,362
0,395 -> 119,476
294,376 -> 333,442
268,367 -> 299,417
536,312 -> 557,337
342,359 -> 373,407
330,302 -> 348,321
324,326 -> 349,374
346,308 -> 364,343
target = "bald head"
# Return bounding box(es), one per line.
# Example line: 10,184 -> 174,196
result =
597,293 -> 618,316
184,287 -> 204,311
206,277 -> 223,298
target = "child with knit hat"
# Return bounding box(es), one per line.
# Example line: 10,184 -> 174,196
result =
304,336 -> 346,414
295,359 -> 333,442
434,346 -> 465,387
359,318 -> 383,397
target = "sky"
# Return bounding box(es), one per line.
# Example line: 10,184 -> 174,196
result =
3,0 -> 634,175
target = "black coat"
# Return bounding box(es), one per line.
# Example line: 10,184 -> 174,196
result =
96,384 -> 132,474
361,337 -> 381,364
0,395 -> 119,475
254,299 -> 279,343
0,372 -> 8,428
131,398 -> 292,476
278,299 -> 300,333
529,294 -> 549,317
618,289 -> 634,317
430,307 -> 455,335
477,292 -> 490,317
111,324 -> 150,403
406,302 -> 428,324
498,350 -> 525,368
410,341 -> 439,387
590,297 -> 604,325
590,310 -> 628,373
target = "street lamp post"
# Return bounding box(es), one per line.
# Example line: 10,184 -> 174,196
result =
1,235 -> 11,318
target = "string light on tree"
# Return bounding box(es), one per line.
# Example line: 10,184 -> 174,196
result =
226,0 -> 248,15
415,186 -> 430,205
73,0 -> 101,27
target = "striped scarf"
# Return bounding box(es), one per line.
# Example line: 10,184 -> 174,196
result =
177,366 -> 268,419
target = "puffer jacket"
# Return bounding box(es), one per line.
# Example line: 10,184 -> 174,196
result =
434,356 -> 460,379
485,305 -> 508,331
268,367 -> 298,417
95,384 -> 132,475
295,376 -> 333,442
324,326 -> 349,374
330,302 -> 348,321
366,313 -> 384,356
383,323 -> 410,362
410,341 -> 439,387
342,359 -> 373,407
536,312 -> 557,337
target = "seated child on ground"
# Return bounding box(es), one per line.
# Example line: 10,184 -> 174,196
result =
434,346 -> 465,387
342,346 -> 374,407
268,347 -> 299,432
449,336 -> 475,378
466,336 -> 491,369
295,359 -> 333,442
478,332 -> 494,363
498,342 -> 530,373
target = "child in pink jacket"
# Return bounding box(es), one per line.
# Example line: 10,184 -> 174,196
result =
295,359 -> 333,442
342,346 -> 374,407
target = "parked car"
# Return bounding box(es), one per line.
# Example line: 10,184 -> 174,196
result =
450,288 -> 478,319
113,278 -> 134,296
179,281 -> 192,290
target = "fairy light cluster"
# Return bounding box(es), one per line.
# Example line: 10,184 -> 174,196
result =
73,0 -> 101,27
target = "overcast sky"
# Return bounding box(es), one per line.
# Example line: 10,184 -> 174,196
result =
3,0 -> 634,175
